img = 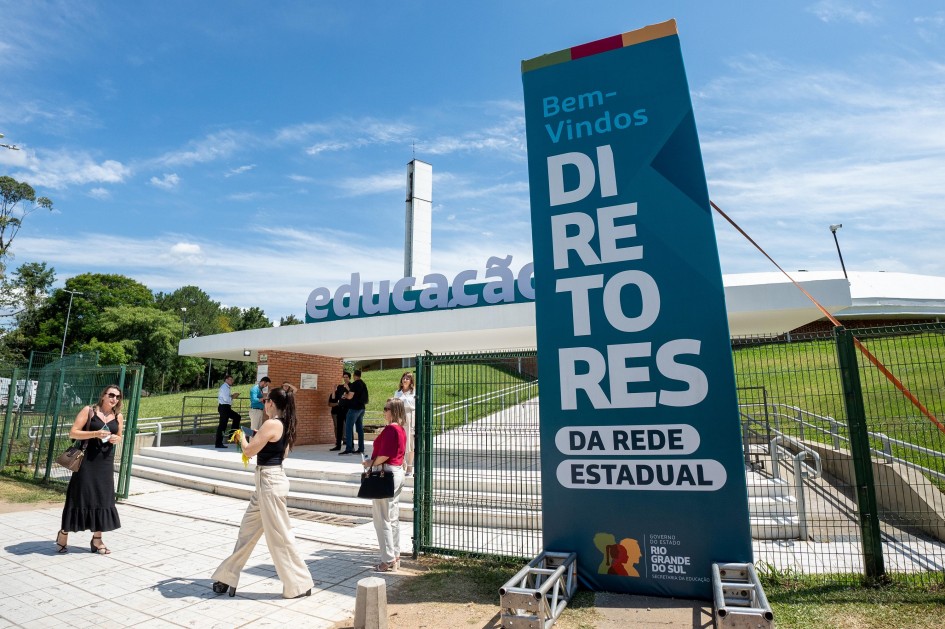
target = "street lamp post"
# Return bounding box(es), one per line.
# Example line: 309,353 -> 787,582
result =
829,224 -> 848,280
180,307 -> 188,338
59,289 -> 84,358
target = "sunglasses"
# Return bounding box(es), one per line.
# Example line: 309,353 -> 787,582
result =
383,406 -> 391,411
106,392 -> 121,399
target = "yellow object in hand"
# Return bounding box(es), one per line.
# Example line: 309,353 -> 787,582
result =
227,429 -> 251,468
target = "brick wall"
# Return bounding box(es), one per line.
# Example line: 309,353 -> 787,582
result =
259,350 -> 344,446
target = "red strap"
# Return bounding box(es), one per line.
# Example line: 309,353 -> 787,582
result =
711,200 -> 945,436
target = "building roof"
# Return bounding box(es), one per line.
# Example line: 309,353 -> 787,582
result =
179,273 -> 870,362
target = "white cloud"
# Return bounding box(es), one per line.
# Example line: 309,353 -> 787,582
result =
336,171 -> 405,196
169,242 -> 204,264
807,1 -> 878,25
155,130 -> 250,167
696,54 -> 945,276
150,173 -> 180,189
278,117 -> 415,155
88,187 -> 110,199
274,122 -> 331,143
12,149 -> 130,189
226,191 -> 260,202
422,115 -> 526,159
225,164 -> 255,177
0,2 -> 98,71
287,174 -> 315,183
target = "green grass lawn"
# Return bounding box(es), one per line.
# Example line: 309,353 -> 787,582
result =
0,470 -> 66,503
138,364 -> 532,427
762,573 -> 945,628
733,331 -> 945,477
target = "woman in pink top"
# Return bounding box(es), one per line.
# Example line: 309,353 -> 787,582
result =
362,397 -> 407,572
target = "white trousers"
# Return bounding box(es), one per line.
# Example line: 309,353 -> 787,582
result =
371,465 -> 405,564
249,408 -> 265,431
212,466 -> 314,598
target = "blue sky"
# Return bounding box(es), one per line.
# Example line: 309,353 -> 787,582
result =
2,1 -> 944,322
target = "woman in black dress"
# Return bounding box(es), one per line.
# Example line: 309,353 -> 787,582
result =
55,385 -> 123,554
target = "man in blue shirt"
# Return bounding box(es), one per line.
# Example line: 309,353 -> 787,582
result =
249,376 -> 271,432
215,374 -> 242,449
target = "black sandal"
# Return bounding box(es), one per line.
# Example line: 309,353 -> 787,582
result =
55,530 -> 68,554
90,535 -> 110,555
212,581 -> 236,597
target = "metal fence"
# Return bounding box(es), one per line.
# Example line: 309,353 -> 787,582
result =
414,351 -> 541,559
415,326 -> 945,586
0,360 -> 144,499
734,323 -> 945,585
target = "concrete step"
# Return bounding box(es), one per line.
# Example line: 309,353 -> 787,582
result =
745,474 -> 792,498
131,446 -> 801,537
133,453 -> 415,501
131,462 -> 415,521
750,516 -> 802,540
748,495 -> 798,517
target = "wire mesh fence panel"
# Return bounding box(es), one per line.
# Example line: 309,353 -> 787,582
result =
0,360 -> 144,501
733,326 -> 945,586
847,324 -> 945,583
733,331 -> 866,585
415,351 -> 541,559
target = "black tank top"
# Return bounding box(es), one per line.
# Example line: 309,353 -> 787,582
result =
257,418 -> 287,466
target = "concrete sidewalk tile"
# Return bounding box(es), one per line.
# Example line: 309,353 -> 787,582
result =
131,619 -> 187,629
0,595 -> 52,624
254,606 -> 333,627
56,598 -> 157,628
25,581 -> 103,615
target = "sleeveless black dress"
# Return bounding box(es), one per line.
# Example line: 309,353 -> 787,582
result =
61,411 -> 121,532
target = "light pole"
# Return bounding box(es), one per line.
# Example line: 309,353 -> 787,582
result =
180,307 -> 188,338
829,224 -> 848,280
0,132 -> 20,151
59,289 -> 84,358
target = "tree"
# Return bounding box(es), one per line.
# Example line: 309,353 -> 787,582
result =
155,286 -> 223,338
90,305 -> 180,392
25,273 -> 154,355
219,305 -> 271,382
0,262 -> 56,362
0,176 -> 53,277
279,314 -> 304,326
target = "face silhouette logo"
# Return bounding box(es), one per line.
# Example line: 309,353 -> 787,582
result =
594,532 -> 643,577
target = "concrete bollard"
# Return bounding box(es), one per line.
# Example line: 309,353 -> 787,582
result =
354,576 -> 388,629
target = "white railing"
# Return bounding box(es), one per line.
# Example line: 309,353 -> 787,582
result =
744,402 -> 945,484
136,413 -> 219,446
769,435 -> 823,541
431,380 -> 539,434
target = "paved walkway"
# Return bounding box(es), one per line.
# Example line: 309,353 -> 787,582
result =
0,477 -> 405,628
0,470 -> 711,628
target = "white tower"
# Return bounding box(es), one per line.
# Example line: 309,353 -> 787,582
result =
404,159 -> 432,283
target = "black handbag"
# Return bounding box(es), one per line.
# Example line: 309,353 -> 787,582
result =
358,464 -> 395,499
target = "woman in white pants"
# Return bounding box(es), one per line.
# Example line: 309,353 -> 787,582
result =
363,398 -> 407,572
393,372 -> 416,476
211,387 -> 314,598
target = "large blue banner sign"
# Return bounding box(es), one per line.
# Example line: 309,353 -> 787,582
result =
522,20 -> 752,599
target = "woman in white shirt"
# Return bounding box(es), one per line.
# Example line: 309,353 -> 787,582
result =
393,372 -> 415,476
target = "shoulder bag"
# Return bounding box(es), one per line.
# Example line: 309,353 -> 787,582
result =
358,460 -> 395,499
55,408 -> 95,473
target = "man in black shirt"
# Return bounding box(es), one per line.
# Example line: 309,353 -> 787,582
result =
328,372 -> 350,451
340,369 -> 368,454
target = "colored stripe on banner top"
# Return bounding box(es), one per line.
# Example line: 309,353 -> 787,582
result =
522,20 -> 679,73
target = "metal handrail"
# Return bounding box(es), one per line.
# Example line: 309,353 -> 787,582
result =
432,380 -> 538,433
751,403 -> 945,483
769,435 -> 822,541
